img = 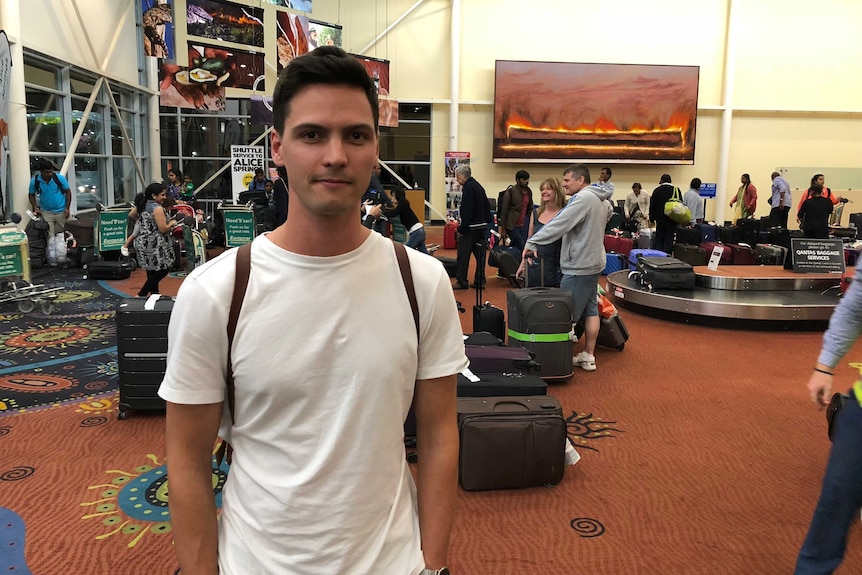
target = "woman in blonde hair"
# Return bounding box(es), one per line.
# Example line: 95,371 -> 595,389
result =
517,177 -> 566,287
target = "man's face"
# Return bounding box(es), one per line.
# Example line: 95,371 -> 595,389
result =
255,172 -> 265,182
517,177 -> 529,188
40,167 -> 54,181
455,173 -> 467,186
599,169 -> 610,182
562,172 -> 585,196
271,84 -> 379,218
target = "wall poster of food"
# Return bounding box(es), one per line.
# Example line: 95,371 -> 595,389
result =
187,42 -> 264,90
158,61 -> 226,111
493,60 -> 700,164
275,11 -> 310,72
186,0 -> 264,48
352,55 -> 397,128
142,0 -> 175,59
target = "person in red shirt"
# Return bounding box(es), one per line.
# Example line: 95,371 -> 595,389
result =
797,173 -> 840,213
499,170 -> 533,252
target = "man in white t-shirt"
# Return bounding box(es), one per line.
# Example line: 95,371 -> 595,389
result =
160,47 -> 467,575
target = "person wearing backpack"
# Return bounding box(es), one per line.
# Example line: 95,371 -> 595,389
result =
28,158 -> 71,239
498,169 -> 533,253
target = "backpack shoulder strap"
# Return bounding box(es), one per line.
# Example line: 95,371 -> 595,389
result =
215,241 -> 251,466
53,174 -> 64,190
393,241 -> 419,338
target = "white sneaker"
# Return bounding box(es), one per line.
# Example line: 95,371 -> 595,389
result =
575,351 -> 596,371
120,246 -> 130,257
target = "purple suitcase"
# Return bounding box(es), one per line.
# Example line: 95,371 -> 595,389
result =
628,249 -> 668,270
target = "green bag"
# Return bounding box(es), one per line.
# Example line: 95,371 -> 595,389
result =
663,186 -> 691,225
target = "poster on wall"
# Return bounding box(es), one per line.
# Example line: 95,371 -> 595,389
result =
444,152 -> 470,221
188,42 -> 264,90
0,31 -> 10,214
263,0 -> 313,11
307,20 -> 342,50
159,61 -> 226,111
352,55 -> 397,128
231,145 -> 265,203
187,0 -> 264,48
142,0 -> 175,59
276,11 -> 310,72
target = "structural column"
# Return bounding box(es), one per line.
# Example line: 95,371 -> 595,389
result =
1,0 -> 31,214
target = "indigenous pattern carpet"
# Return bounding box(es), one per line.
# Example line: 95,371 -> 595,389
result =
2,231 -> 862,574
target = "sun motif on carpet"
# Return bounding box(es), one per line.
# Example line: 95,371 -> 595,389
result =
81,454 -> 229,548
0,320 -> 114,357
566,410 -> 623,452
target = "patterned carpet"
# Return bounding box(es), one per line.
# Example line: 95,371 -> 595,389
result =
2,234 -> 862,574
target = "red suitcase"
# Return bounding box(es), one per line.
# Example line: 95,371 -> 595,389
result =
726,244 -> 757,265
444,221 -> 458,249
699,242 -> 732,264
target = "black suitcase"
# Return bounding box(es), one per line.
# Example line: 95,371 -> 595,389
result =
83,260 -> 133,280
437,256 -> 457,278
637,256 -> 696,289
675,227 -> 702,246
473,269 -> 506,341
755,243 -> 787,266
64,215 -> 96,247
465,345 -> 539,374
464,331 -> 503,346
575,313 -> 630,351
831,227 -> 857,239
506,287 -> 575,381
115,296 -> 173,419
673,243 -> 707,266
850,213 -> 862,237
457,372 -> 547,397
718,226 -> 742,245
493,247 -> 522,288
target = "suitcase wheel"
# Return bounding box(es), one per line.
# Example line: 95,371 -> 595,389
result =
615,343 -> 625,351
117,409 -> 128,421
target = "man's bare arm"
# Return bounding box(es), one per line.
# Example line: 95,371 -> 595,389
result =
414,374 -> 459,570
165,401 -> 224,575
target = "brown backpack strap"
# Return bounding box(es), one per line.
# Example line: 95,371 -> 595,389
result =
393,241 -> 419,339
216,242 -> 252,466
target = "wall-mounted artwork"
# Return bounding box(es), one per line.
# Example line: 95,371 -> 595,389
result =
493,61 -> 700,164
353,55 -> 397,128
188,42 -> 264,90
142,0 -> 174,59
186,0 -> 264,48
158,62 -> 226,111
275,11 -> 309,72
307,20 -> 342,50
263,0 -> 312,11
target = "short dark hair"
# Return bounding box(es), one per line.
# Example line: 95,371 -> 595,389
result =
393,187 -> 407,204
515,169 -> 530,181
133,192 -> 147,214
601,167 -> 612,177
255,168 -> 265,176
272,46 -> 379,135
690,177 -> 702,189
563,164 -> 591,184
632,182 -> 642,189
144,182 -> 166,201
660,174 -> 672,184
36,158 -> 55,171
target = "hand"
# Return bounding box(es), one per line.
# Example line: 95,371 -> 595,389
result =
368,204 -> 382,219
522,248 -> 537,265
807,369 -> 833,408
515,260 -> 526,280
64,208 -> 70,218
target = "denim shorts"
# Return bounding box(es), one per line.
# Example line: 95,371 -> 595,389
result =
561,273 -> 600,321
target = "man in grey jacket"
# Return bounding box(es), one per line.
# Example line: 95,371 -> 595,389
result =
521,164 -> 613,371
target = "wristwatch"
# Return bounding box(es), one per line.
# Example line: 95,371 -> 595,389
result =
421,569 -> 450,575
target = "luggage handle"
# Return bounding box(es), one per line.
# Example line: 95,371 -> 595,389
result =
524,249 -> 545,289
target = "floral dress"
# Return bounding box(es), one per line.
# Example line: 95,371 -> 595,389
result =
133,202 -> 174,271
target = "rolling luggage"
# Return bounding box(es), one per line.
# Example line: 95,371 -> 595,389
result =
718,226 -> 742,245
604,235 -> 633,256
676,227 -> 702,246
831,227 -> 857,240
506,287 -> 574,381
699,242 -> 732,265
64,215 -> 96,247
115,296 -> 173,419
726,243 -> 757,265
457,396 -> 566,491
755,243 -> 787,266
83,259 -> 133,280
443,220 -> 458,249
695,223 -> 718,243
603,252 -> 627,275
473,266 -> 506,342
628,248 -> 667,270
597,314 -> 629,351
637,256 -> 696,289
465,345 -> 539,375
464,331 -> 503,347
490,245 -> 522,288
673,243 -> 707,266
437,256 -> 457,277
850,213 -> 862,236
457,372 -> 547,397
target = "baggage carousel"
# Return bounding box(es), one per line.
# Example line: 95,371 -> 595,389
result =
605,266 -> 848,326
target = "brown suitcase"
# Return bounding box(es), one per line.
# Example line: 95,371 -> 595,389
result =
457,396 -> 567,491
65,214 -> 96,247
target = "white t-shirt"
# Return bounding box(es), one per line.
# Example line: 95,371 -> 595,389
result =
159,232 -> 468,575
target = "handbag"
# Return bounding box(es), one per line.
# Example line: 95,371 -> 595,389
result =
664,187 -> 692,225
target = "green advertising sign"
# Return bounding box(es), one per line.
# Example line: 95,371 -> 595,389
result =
223,209 -> 256,248
0,231 -> 26,278
98,209 -> 130,251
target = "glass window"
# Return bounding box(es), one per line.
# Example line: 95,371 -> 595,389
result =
71,98 -> 105,155
181,116 -> 223,158
379,122 -> 431,162
160,114 -> 180,157
112,158 -> 138,205
110,109 -> 140,156
74,156 -> 106,210
70,74 -> 99,99
179,159 -> 233,200
24,62 -> 58,90
26,88 -> 64,153
399,104 -> 431,121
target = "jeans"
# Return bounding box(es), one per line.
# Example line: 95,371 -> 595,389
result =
506,226 -> 526,253
795,389 -> 862,574
770,206 -> 790,229
406,227 -> 428,254
455,228 -> 486,287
